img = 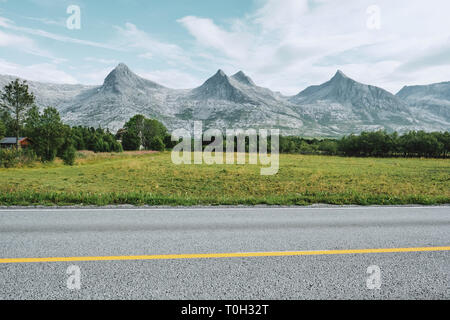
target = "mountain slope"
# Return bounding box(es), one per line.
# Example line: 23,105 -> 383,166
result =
61,64 -> 183,130
0,64 -> 448,136
0,75 -> 94,110
289,71 -> 416,134
397,81 -> 450,128
175,69 -> 303,132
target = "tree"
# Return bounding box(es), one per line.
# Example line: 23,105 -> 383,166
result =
0,111 -> 14,136
121,115 -> 168,151
25,107 -> 65,162
338,134 -> 362,156
298,141 -> 316,154
0,79 -> 35,148
61,145 -> 77,166
0,119 -> 5,140
150,136 -> 165,151
143,119 -> 168,149
122,128 -> 141,151
435,132 -> 450,157
69,125 -> 122,153
57,124 -> 75,160
319,140 -> 338,155
123,115 -> 146,150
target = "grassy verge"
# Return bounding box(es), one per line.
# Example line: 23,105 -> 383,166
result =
0,152 -> 448,206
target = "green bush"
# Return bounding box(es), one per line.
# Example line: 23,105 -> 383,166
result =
150,137 -> 165,151
319,140 -> 338,155
0,149 -> 19,168
62,145 -> 77,166
0,120 -> 5,140
19,148 -> 37,166
0,148 -> 38,168
120,115 -> 168,151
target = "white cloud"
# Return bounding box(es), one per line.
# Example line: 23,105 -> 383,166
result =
77,66 -> 113,85
0,16 -> 121,51
0,29 -> 63,62
114,23 -> 191,66
84,57 -> 118,65
178,16 -> 252,61
2,0 -> 450,93
0,59 -> 78,84
137,69 -> 202,89
252,0 -> 309,33
23,16 -> 66,27
178,0 -> 450,94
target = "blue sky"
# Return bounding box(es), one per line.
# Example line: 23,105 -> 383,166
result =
1,0 -> 450,94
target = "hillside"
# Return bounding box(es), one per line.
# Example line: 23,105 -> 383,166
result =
0,64 -> 448,136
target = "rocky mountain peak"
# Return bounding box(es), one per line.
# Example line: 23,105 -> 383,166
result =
102,63 -> 162,93
197,69 -> 230,87
115,63 -> 131,72
1,65 -> 447,135
216,69 -> 226,76
192,69 -> 252,103
330,70 -> 352,83
104,63 -> 135,85
291,69 -> 410,115
232,71 -> 256,86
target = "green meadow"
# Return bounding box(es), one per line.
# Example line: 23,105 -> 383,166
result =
0,151 -> 449,206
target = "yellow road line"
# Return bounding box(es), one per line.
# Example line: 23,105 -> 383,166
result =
1,247 -> 449,264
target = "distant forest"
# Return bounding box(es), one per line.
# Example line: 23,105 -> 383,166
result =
192,130 -> 450,158
279,131 -> 450,158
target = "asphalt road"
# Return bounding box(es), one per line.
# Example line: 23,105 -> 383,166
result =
0,206 -> 449,300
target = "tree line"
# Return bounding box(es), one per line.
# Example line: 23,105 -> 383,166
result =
0,79 -> 123,167
164,131 -> 449,158
280,131 -> 450,158
0,80 -> 173,168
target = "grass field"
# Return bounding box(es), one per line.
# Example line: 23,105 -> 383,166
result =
0,151 -> 449,206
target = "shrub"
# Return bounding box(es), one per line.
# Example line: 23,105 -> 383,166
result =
319,140 -> 338,155
150,137 -> 165,151
0,120 -> 5,140
0,149 -> 19,168
19,148 -> 37,166
0,148 -> 38,168
62,145 -> 77,166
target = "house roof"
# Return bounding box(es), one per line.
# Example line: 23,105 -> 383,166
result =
0,137 -> 27,144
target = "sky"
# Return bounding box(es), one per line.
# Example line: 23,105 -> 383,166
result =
0,0 -> 449,95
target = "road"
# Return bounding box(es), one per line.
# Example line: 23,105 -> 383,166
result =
0,206 -> 449,300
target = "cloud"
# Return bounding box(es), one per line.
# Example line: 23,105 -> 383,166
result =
84,57 -> 118,65
23,16 -> 66,27
178,16 -> 252,61
114,23 -> 191,66
2,0 -> 450,93
76,66 -> 113,85
0,29 -> 63,62
0,16 -> 121,51
0,59 -> 78,84
252,0 -> 309,33
137,69 -> 202,89
178,0 -> 450,94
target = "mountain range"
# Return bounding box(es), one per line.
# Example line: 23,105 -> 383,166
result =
0,63 -> 448,136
